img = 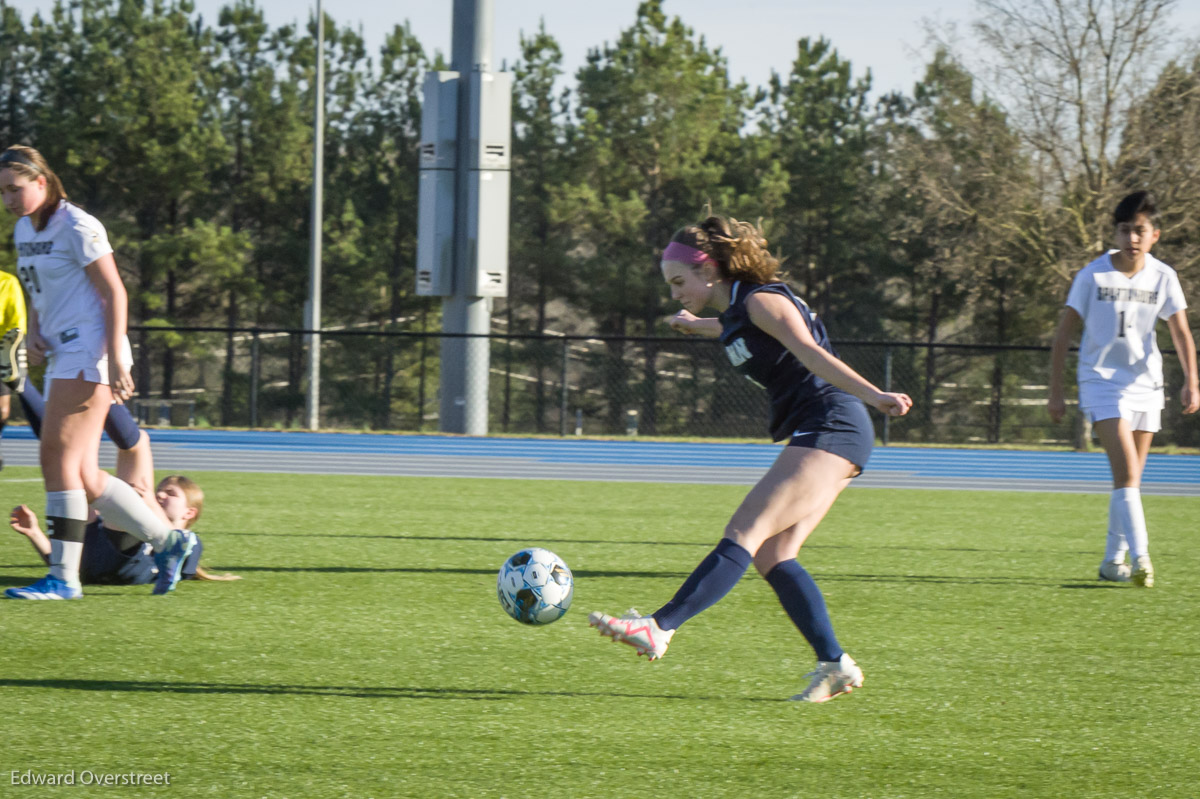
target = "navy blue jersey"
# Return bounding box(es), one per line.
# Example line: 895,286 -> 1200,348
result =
718,280 -> 848,441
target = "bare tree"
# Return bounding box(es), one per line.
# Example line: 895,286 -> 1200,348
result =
971,0 -> 1178,275
1115,55 -> 1200,287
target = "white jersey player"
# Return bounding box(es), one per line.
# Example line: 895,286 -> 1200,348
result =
0,145 -> 195,600
1050,191 -> 1199,588
13,197 -> 133,384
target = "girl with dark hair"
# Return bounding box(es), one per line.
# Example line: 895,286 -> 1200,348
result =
590,215 -> 913,703
1049,191 -> 1198,587
0,144 -> 195,599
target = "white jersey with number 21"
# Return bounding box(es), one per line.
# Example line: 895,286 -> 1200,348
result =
1066,250 -> 1187,409
12,200 -> 113,358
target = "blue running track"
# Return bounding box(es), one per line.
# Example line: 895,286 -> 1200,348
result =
1,426 -> 1197,496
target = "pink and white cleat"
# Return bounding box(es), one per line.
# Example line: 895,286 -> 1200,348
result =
789,654 -> 864,703
589,608 -> 675,660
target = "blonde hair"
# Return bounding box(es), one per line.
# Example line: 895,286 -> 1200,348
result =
0,145 -> 68,232
669,215 -> 779,283
158,475 -> 205,525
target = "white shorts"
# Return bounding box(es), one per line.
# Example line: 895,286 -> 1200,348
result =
45,336 -> 133,386
1079,381 -> 1163,433
1083,404 -> 1162,432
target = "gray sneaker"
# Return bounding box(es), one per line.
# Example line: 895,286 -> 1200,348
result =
152,529 -> 196,595
1098,560 -> 1131,582
790,654 -> 864,703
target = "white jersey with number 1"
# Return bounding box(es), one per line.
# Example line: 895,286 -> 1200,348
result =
1066,250 -> 1188,410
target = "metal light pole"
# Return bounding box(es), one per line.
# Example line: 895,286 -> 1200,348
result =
305,0 -> 325,431
416,0 -> 511,435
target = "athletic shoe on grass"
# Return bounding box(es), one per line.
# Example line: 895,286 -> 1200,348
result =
790,654 -> 864,703
5,574 -> 83,600
1131,555 -> 1154,588
152,529 -> 196,595
1098,560 -> 1132,582
589,608 -> 675,660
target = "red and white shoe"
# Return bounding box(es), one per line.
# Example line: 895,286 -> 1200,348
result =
589,609 -> 675,660
789,654 -> 864,703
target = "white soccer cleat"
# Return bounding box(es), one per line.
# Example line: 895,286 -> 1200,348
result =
588,608 -> 675,661
0,327 -> 26,385
790,654 -> 864,703
1098,560 -> 1132,582
1131,556 -> 1154,588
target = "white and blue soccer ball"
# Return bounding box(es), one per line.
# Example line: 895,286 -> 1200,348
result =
497,547 -> 574,625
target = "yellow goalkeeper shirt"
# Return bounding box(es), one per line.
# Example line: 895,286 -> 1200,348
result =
0,270 -> 27,335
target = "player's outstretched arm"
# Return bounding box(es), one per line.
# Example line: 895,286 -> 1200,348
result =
10,504 -> 51,564
669,310 -> 722,338
746,293 -> 912,417
1048,308 -> 1081,423
193,566 -> 242,582
1166,310 -> 1199,414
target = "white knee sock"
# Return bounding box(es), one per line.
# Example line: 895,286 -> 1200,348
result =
1103,527 -> 1129,564
1110,487 -> 1149,559
46,489 -> 88,584
90,476 -> 171,550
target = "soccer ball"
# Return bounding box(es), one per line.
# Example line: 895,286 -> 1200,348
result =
497,548 -> 574,625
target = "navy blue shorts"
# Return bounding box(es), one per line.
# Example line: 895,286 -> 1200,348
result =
79,523 -> 203,585
785,394 -> 874,473
80,523 -> 157,585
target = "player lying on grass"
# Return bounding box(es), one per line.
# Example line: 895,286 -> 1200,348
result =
5,381 -> 238,594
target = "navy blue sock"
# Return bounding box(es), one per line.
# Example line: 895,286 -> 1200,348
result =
17,380 -> 44,439
104,402 -> 142,450
653,538 -> 752,631
765,560 -> 843,662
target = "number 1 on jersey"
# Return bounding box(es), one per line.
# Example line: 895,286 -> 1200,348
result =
18,264 -> 41,294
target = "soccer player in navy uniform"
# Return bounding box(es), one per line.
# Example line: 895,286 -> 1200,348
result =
1049,191 -> 1198,587
590,215 -> 912,702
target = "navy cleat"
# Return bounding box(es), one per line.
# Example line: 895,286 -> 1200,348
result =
152,529 -> 196,595
5,574 -> 83,600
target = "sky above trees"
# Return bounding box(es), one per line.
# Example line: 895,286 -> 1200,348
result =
16,0 -> 1200,97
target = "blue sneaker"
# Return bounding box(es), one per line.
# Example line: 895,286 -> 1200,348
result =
152,529 -> 196,595
5,574 -> 83,600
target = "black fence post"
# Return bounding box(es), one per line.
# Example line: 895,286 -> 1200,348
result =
559,337 -> 569,437
882,345 -> 893,446
250,329 -> 261,429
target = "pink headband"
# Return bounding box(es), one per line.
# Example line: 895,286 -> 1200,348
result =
662,241 -> 711,264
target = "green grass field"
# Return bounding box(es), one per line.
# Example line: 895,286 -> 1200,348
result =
1,466 -> 1198,798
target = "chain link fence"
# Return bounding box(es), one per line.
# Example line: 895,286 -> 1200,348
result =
17,326 -> 1196,448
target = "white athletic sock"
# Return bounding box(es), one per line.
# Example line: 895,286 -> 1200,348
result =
49,539 -> 84,584
1110,487 -> 1149,559
46,489 -> 89,584
1103,528 -> 1129,564
89,475 -> 171,550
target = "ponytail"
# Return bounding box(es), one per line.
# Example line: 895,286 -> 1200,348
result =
667,215 -> 779,283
